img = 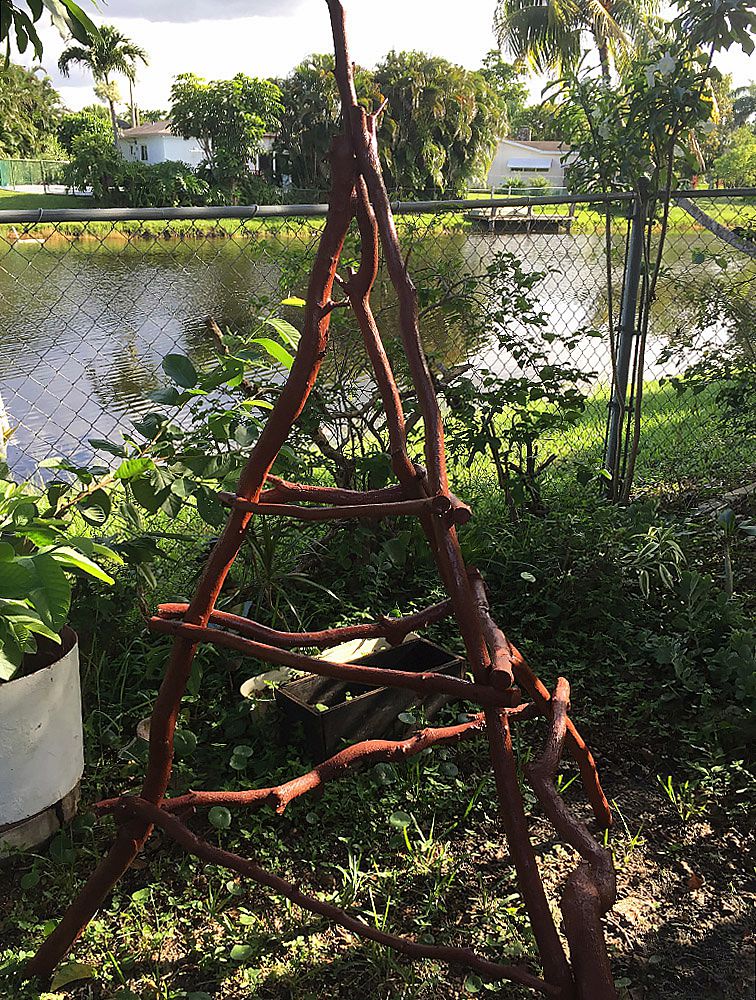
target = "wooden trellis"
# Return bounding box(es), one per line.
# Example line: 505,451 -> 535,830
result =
27,4 -> 619,996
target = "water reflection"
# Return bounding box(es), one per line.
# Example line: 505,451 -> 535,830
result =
0,226 -> 750,475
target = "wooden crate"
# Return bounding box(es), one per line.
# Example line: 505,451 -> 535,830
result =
275,638 -> 465,762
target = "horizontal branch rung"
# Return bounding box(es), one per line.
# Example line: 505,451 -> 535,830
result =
148,616 -> 520,708
219,491 -> 452,521
156,598 -> 453,649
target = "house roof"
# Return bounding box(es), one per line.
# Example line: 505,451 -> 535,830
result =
120,121 -> 173,138
120,121 -> 279,141
501,138 -> 571,154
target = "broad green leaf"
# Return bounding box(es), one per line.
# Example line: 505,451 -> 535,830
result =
46,546 -> 115,586
21,553 -> 71,631
389,810 -> 412,830
88,438 -> 125,457
0,560 -> 33,599
50,960 -> 97,989
115,457 -> 154,480
0,642 -> 23,681
209,806 -> 232,830
240,398 -> 274,411
162,353 -> 198,389
130,477 -> 169,514
2,601 -> 60,643
264,316 -> 301,347
79,488 -> 112,527
147,386 -> 185,406
252,337 -> 295,370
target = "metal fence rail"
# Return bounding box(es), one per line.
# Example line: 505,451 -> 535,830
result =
0,189 -> 754,500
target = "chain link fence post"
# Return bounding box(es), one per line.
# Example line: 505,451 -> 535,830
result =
603,188 -> 645,498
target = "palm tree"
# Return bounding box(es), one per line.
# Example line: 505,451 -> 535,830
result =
733,84 -> 756,127
494,0 -> 659,83
58,24 -> 148,144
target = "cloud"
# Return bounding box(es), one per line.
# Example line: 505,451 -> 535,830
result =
98,0 -> 305,21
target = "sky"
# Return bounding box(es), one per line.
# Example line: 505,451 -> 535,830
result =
25,0 -> 756,114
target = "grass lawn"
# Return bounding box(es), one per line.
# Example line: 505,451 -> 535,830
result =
0,189 -> 94,211
0,419 -> 753,999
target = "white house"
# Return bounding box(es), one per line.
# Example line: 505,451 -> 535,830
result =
118,121 -> 277,173
486,138 -> 572,191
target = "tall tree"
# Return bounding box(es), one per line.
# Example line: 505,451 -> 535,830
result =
713,126 -> 756,186
494,0 -> 660,82
733,84 -> 756,127
58,24 -> 148,145
275,54 -> 380,192
57,103 -> 110,155
0,63 -> 62,158
374,51 -> 505,195
479,50 -> 529,136
169,73 -> 282,192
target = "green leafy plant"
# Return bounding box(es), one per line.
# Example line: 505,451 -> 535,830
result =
0,468 -> 118,681
169,72 -> 282,194
441,251 -> 594,515
1,0 -> 97,64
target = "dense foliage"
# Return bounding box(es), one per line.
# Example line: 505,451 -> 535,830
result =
0,63 -> 61,158
65,130 -> 211,206
374,51 -> 505,196
713,125 -> 756,185
169,73 -> 283,192
494,0 -> 660,81
275,54 -> 380,193
0,469 -> 116,681
56,103 -> 110,155
275,51 -> 504,197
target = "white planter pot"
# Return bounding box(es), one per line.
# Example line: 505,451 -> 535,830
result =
0,628 -> 84,852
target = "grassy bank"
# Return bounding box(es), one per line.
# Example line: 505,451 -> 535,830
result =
1,190 -> 752,242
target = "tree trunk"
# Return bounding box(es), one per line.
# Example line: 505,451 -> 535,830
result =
129,78 -> 138,128
108,100 -> 119,146
597,37 -> 611,83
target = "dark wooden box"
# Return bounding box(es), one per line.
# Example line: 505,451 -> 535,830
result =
274,638 -> 465,762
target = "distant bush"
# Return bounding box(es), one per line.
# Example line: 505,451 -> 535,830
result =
66,132 -> 210,206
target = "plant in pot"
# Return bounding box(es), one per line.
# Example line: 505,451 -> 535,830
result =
0,468 -> 118,852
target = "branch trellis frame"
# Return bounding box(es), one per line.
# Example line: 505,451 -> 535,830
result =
27,5 -> 620,997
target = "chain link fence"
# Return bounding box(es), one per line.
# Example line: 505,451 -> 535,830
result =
0,189 -> 754,503
0,158 -> 69,188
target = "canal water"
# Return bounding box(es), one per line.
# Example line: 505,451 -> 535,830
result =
0,225 -> 736,475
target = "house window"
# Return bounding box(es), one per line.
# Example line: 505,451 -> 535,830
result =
140,145 -> 148,162
507,157 -> 551,173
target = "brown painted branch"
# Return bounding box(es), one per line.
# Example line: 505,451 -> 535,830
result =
509,652 -> 612,830
327,4 -> 488,693
98,713 -> 492,815
347,171 -> 418,489
156,598 -> 453,649
26,132 -> 358,983
148,616 -> 520,708
485,708 -> 574,994
260,475 -> 406,506
467,568 -> 515,689
218,491 -> 453,521
103,798 -> 560,997
527,680 -> 618,1000
326,2 -> 447,497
